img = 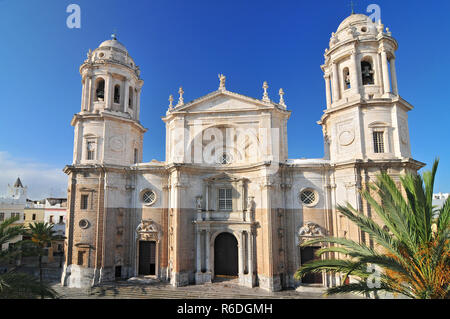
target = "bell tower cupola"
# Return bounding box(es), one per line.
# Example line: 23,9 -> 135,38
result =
72,35 -> 147,166
322,13 -> 399,107
79,34 -> 143,119
319,14 -> 414,164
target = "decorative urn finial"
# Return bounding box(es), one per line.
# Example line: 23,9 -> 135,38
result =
168,94 -> 174,110
177,87 -> 184,106
262,81 -> 270,102
278,88 -> 286,106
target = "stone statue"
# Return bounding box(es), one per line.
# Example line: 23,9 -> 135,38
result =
195,196 -> 202,210
218,74 -> 226,90
247,196 -> 254,211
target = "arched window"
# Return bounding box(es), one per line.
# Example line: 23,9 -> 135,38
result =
95,78 -> 105,101
343,67 -> 351,90
361,60 -> 374,85
128,86 -> 133,109
114,85 -> 121,104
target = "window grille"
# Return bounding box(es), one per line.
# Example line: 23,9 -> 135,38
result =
300,190 -> 316,205
373,132 -> 385,153
218,188 -> 232,210
142,190 -> 156,204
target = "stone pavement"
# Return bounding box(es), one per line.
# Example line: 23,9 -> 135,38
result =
51,277 -> 364,299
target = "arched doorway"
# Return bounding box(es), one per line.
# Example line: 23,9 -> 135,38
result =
214,232 -> 238,277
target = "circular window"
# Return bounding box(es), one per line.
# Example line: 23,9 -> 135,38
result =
300,189 -> 318,206
79,219 -> 89,229
361,27 -> 367,33
99,52 -> 105,58
142,190 -> 156,205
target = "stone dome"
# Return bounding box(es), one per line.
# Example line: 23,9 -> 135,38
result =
337,13 -> 371,32
98,38 -> 128,53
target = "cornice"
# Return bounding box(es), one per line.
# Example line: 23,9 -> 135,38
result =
70,112 -> 147,133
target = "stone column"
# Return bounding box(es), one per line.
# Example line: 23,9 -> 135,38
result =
390,57 -> 398,95
350,51 -> 360,95
204,230 -> 211,282
82,75 -> 90,112
238,231 -> 244,277
105,73 -> 113,110
380,49 -> 391,95
123,79 -> 130,113
205,183 -> 210,220
247,230 -> 255,287
89,76 -> 95,112
196,230 -> 202,273
324,74 -> 332,108
239,180 -> 245,220
136,88 -> 141,120
331,62 -> 340,103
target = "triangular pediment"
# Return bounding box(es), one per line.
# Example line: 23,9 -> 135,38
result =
170,90 -> 284,114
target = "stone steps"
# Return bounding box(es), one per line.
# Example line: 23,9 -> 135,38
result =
89,284 -> 290,299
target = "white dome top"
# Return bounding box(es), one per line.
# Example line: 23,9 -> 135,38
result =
98,38 -> 128,53
337,13 -> 371,32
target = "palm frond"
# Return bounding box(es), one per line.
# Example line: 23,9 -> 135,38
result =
295,159 -> 449,299
0,271 -> 58,299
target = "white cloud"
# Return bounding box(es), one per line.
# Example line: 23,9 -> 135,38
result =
0,151 -> 66,200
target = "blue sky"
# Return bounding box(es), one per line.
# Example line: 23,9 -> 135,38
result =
0,0 -> 449,198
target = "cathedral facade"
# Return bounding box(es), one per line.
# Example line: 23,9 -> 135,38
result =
61,13 -> 424,291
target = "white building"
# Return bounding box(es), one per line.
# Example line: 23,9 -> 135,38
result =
43,198 -> 67,237
433,193 -> 449,214
62,13 -> 424,291
0,178 -> 27,249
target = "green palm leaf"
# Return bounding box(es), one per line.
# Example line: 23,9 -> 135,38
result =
295,159 -> 449,299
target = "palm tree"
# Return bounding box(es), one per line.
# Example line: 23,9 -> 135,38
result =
27,222 -> 57,299
294,159 -> 449,299
0,215 -> 24,263
0,216 -> 57,299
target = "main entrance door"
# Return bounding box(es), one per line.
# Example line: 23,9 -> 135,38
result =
138,241 -> 156,275
300,247 -> 323,284
214,233 -> 238,277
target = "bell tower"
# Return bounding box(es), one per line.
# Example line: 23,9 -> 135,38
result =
72,34 -> 146,166
319,14 -> 413,163
317,13 -> 424,249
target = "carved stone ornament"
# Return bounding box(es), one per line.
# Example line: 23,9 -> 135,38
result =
339,129 -> 355,146
109,136 -> 124,152
298,222 -> 326,238
136,219 -> 160,242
